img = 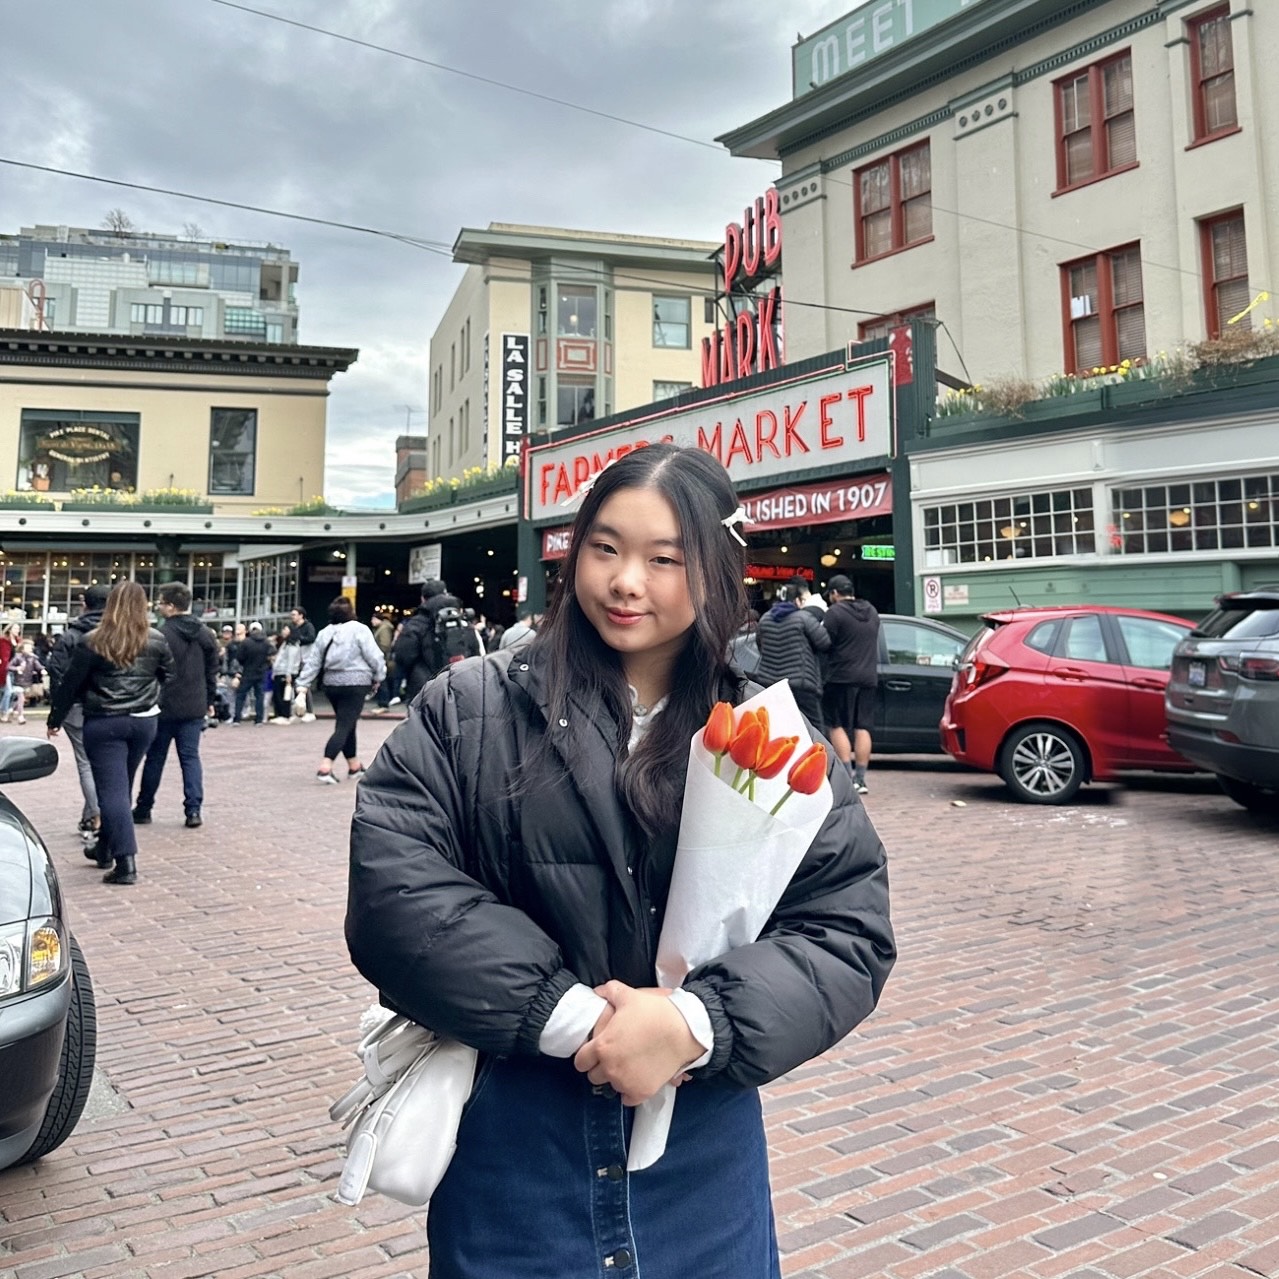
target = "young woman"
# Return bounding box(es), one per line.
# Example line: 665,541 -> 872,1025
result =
47,581 -> 174,885
7,640 -> 47,724
347,444 -> 895,1278
295,596 -> 385,782
0,622 -> 21,722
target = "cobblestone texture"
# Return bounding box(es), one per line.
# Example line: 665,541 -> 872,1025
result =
1,722 -> 1276,1277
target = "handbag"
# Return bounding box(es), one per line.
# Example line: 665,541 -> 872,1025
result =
330,1004 -> 478,1207
282,677 -> 294,704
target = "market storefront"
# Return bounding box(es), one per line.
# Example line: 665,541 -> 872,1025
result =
519,345 -> 921,614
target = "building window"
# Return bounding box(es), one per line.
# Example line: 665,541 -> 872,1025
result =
131,303 -> 165,325
859,303 -> 936,342
922,488 -> 1095,566
209,407 -> 257,495
653,380 -> 692,402
558,288 -> 597,337
1114,473 -> 1277,554
1190,6 -> 1237,142
557,376 -> 595,427
16,409 -> 139,493
264,319 -> 282,343
1201,210 -> 1249,339
1062,244 -> 1145,372
855,142 -> 931,262
1055,52 -> 1136,189
224,306 -> 266,337
652,296 -> 691,348
170,305 -> 204,328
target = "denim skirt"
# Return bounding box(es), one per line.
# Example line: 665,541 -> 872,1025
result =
426,1053 -> 780,1279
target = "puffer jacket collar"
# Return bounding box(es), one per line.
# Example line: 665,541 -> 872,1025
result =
500,646 -> 643,921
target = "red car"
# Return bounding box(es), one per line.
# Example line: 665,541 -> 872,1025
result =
941,605 -> 1198,803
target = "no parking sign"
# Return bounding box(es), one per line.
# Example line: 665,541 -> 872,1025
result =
923,575 -> 942,615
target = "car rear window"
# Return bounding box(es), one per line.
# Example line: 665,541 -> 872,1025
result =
1192,605 -> 1279,640
959,626 -> 995,664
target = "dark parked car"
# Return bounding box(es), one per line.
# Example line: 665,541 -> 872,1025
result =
941,605 -> 1197,803
875,614 -> 970,752
1165,587 -> 1279,815
733,612 -> 968,752
0,738 -> 97,1172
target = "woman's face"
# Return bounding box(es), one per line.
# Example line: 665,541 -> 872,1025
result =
575,486 -> 695,673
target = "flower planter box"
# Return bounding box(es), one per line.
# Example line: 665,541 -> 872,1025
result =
455,479 -> 518,503
60,503 -> 214,514
400,490 -> 457,514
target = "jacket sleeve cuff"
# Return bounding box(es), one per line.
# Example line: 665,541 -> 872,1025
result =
681,978 -> 733,1079
514,966 -> 581,1056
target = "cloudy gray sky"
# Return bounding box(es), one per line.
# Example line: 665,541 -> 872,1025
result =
2,0 -> 847,506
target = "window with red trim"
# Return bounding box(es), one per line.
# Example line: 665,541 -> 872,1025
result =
1189,7 -> 1237,142
1061,244 -> 1146,373
1200,211 -> 1249,339
859,303 -> 936,341
855,142 -> 931,263
1055,52 -> 1136,190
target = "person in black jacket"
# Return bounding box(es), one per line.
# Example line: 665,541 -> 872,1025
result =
232,622 -> 271,724
46,583 -> 109,843
348,444 -> 894,1277
754,578 -> 832,730
132,581 -> 219,829
821,574 -> 882,795
47,580 -> 174,885
391,578 -> 464,703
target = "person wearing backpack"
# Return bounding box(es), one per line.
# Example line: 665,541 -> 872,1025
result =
393,579 -> 468,704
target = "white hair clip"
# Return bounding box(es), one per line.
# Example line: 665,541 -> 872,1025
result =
721,506 -> 751,547
559,456 -> 620,508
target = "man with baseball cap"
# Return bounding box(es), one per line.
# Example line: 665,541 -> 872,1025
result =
821,574 -> 881,795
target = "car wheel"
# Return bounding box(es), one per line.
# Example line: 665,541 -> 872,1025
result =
1217,775 -> 1279,816
17,935 -> 98,1165
999,723 -> 1086,805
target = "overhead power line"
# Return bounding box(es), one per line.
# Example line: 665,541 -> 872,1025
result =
208,0 -> 740,157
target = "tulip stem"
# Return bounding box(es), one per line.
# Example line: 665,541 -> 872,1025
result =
714,751 -> 723,778
769,790 -> 793,817
730,766 -> 744,791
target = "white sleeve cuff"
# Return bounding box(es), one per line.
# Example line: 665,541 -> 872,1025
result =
668,988 -> 714,1069
538,983 -> 608,1058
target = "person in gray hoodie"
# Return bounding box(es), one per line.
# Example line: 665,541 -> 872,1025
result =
133,581 -> 219,828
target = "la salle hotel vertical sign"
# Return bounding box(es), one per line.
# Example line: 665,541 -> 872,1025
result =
501,334 -> 530,464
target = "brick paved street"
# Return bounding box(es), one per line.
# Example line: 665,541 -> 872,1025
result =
2,717 -> 1278,1279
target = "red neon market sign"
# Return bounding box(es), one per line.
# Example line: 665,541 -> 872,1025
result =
702,190 -> 783,390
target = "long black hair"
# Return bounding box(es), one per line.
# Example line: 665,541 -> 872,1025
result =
533,443 -> 748,834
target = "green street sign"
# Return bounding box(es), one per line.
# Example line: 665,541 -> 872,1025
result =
794,0 -> 987,97
861,543 -> 896,561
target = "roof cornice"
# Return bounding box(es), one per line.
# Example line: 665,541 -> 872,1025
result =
452,226 -> 719,271
0,329 -> 358,378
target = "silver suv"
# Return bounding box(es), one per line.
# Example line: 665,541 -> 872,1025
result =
1165,587 -> 1279,815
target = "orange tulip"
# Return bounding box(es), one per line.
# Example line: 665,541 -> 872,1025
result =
727,712 -> 766,788
753,735 -> 799,781
703,701 -> 735,777
754,707 -> 770,740
769,742 -> 828,815
787,743 -> 828,794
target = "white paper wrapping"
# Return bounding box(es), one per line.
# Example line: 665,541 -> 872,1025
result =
627,680 -> 833,1171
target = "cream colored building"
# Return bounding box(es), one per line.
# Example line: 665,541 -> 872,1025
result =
722,0 -> 1273,382
426,224 -> 719,483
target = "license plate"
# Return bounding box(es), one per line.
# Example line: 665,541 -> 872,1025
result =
1188,661 -> 1207,688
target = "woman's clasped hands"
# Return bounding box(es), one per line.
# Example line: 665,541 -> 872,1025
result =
573,981 -> 701,1106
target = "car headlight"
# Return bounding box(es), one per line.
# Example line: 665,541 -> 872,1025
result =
0,918 -> 67,999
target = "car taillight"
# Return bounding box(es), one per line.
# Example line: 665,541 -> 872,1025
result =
963,652 -> 1010,690
1239,654 -> 1279,681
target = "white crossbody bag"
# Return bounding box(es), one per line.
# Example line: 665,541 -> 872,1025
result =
329,1004 -> 478,1207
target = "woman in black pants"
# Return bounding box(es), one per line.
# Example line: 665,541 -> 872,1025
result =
47,580 -> 174,885
296,596 -> 386,783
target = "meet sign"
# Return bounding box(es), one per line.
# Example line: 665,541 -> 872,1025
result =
793,0 -> 986,97
526,357 -> 893,522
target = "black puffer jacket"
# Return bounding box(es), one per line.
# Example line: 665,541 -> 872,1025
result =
755,602 -> 832,693
158,614 -> 219,720
48,629 -> 174,728
348,645 -> 895,1087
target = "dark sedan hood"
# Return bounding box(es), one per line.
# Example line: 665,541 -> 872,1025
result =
0,796 -> 55,926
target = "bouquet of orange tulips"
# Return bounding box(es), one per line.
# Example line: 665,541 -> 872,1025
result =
628,681 -> 834,1171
